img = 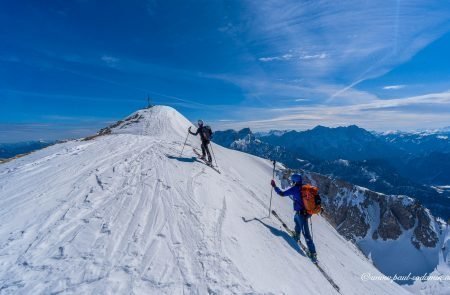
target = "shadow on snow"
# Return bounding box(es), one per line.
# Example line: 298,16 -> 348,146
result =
242,216 -> 306,257
166,154 -> 197,163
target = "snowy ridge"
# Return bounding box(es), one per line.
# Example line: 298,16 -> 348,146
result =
109,107 -> 191,138
0,106 -> 408,294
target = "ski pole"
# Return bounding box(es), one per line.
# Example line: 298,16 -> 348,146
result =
180,131 -> 190,157
209,142 -> 218,167
268,160 -> 276,217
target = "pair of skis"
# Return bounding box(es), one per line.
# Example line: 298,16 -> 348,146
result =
271,210 -> 341,294
192,148 -> 221,174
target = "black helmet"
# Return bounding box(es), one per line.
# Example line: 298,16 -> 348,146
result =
197,120 -> 204,127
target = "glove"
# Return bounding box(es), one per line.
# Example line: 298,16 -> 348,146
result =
270,179 -> 276,187
299,209 -> 307,216
315,194 -> 322,205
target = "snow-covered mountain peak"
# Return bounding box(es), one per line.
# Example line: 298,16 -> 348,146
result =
106,106 -> 192,139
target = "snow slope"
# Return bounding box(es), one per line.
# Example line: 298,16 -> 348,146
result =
401,223 -> 450,294
0,106 -> 409,294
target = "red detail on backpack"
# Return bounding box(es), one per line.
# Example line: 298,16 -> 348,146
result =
301,184 -> 322,215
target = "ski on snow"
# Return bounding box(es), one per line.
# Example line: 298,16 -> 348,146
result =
192,148 -> 221,174
271,210 -> 341,294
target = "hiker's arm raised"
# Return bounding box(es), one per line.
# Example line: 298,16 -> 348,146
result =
274,185 -> 296,197
189,127 -> 199,136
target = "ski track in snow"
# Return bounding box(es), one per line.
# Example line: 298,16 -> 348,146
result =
0,136 -> 252,294
0,107 -> 411,294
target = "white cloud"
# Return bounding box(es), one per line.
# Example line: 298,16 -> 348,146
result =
213,91 -> 450,132
259,52 -> 327,62
259,54 -> 293,62
383,85 -> 405,90
101,55 -> 119,67
299,53 -> 328,60
244,0 -> 450,98
207,72 -> 378,106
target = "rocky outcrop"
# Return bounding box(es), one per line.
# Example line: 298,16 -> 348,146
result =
83,112 -> 143,141
376,208 -> 402,241
413,209 -> 439,248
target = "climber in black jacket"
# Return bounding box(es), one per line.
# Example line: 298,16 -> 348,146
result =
189,120 -> 212,163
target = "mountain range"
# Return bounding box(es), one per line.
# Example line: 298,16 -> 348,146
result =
213,125 -> 450,219
0,141 -> 55,161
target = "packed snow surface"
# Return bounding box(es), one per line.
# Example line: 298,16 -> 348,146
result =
0,106 -> 409,294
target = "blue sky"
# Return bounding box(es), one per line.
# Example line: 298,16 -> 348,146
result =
1,0 -> 450,142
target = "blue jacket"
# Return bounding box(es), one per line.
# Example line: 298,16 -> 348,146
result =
274,183 -> 304,211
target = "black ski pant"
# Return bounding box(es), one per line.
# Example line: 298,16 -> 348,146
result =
201,140 -> 212,162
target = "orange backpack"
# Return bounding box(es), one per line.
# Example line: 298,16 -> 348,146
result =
301,184 -> 322,215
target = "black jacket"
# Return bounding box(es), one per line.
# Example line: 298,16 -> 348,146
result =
189,126 -> 209,142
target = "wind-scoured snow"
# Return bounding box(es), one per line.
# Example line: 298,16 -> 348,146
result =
0,106 -> 409,294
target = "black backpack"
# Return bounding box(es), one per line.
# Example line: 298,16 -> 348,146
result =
202,125 -> 213,140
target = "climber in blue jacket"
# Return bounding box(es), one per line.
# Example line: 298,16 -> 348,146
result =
271,173 -> 317,260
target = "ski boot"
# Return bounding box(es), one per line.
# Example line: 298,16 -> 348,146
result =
291,232 -> 300,242
309,252 -> 318,264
